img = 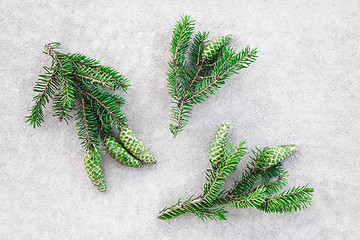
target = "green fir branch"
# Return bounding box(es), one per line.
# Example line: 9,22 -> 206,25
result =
49,44 -> 130,91
191,207 -> 228,221
189,31 -> 209,67
228,186 -> 266,209
52,93 -> 73,123
167,15 -> 258,137
263,172 -> 289,196
26,42 -> 155,193
73,81 -> 127,127
167,14 -> 195,101
259,185 -> 314,213
26,66 -> 62,128
158,122 -> 314,221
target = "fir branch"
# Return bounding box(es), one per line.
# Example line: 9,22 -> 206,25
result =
94,108 -> 112,133
169,101 -> 193,137
215,46 -> 258,80
167,14 -> 195,101
27,42 -> 152,193
73,81 -> 127,126
26,66 -> 61,128
228,166 -> 260,196
191,207 -> 228,221
45,43 -> 76,108
189,31 -> 209,67
97,65 -> 130,91
159,122 -> 313,221
260,163 -> 285,185
167,15 -> 258,137
263,172 -> 289,196
52,93 -> 73,123
228,186 -> 266,209
73,64 -> 129,91
185,47 -> 258,104
48,44 -> 130,91
61,52 -> 100,68
259,185 -> 314,213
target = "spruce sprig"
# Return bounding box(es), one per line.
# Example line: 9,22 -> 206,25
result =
26,42 -> 155,193
158,122 -> 314,221
26,66 -> 62,128
167,15 -> 258,137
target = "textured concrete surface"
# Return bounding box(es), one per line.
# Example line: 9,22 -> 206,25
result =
1,0 -> 360,239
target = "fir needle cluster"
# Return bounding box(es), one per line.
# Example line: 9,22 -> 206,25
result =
167,15 -> 258,137
158,122 -> 314,221
26,42 -> 155,193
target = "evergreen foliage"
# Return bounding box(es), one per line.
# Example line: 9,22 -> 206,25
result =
167,15 -> 258,137
26,43 -> 155,193
158,122 -> 314,221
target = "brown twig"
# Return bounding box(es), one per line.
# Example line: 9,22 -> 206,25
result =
72,73 -> 107,85
80,94 -> 92,146
157,196 -> 205,219
183,62 -> 204,98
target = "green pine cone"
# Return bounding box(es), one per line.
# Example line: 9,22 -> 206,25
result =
102,132 -> 143,168
84,150 -> 107,193
201,34 -> 232,62
209,121 -> 230,168
258,145 -> 298,169
117,125 -> 156,164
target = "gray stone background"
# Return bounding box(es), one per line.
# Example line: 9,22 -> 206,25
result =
1,0 -> 359,239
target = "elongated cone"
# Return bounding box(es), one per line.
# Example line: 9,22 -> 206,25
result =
258,145 -> 298,169
102,132 -> 142,168
209,122 -> 230,168
201,34 -> 232,62
84,150 -> 107,193
117,125 -> 156,164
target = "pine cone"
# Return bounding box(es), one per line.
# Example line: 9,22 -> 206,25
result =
117,125 -> 156,164
209,121 -> 230,168
102,132 -> 142,168
258,145 -> 298,169
201,34 -> 232,62
84,150 -> 107,193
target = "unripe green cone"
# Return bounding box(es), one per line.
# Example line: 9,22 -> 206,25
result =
84,150 -> 107,193
209,121 -> 230,168
201,34 -> 232,62
258,145 -> 298,169
102,132 -> 142,168
117,125 -> 156,164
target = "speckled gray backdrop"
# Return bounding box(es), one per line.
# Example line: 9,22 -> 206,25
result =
1,0 -> 359,239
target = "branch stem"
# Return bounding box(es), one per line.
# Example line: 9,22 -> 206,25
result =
79,95 -> 92,146
158,196 -> 205,220
72,73 -> 107,85
45,44 -> 64,70
172,100 -> 184,137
